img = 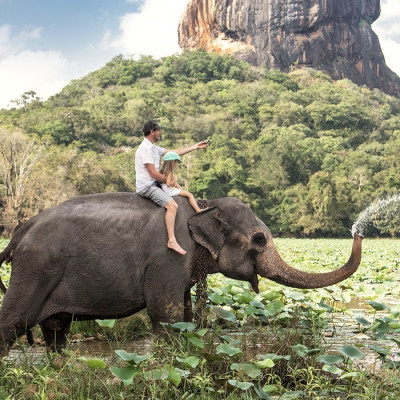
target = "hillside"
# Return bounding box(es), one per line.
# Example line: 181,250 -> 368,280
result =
0,50 -> 399,236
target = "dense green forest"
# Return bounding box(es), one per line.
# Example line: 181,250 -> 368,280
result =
0,50 -> 399,237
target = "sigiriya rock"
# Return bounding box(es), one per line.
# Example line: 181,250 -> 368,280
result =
178,0 -> 400,97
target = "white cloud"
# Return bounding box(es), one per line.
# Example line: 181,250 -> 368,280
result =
0,25 -> 13,57
373,0 -> 400,76
0,23 -> 77,109
379,0 -> 400,20
0,0 -> 192,109
0,24 -> 42,58
375,36 -> 400,77
101,0 -> 190,58
0,50 -> 72,109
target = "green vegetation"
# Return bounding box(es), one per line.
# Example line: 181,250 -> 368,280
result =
1,50 -> 400,237
1,238 -> 400,398
1,51 -> 399,397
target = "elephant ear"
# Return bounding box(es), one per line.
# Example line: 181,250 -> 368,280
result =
188,206 -> 224,260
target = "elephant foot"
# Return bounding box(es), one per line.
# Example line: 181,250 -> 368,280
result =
0,344 -> 9,357
0,325 -> 22,357
45,343 -> 67,354
40,315 -> 71,353
0,335 -> 14,358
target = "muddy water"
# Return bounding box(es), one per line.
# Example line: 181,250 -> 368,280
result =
324,298 -> 400,371
7,336 -> 153,365
6,298 -> 400,370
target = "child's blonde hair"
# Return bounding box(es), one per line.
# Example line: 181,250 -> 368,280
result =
159,160 -> 177,179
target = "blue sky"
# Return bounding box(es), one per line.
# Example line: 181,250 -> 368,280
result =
0,0 -> 399,109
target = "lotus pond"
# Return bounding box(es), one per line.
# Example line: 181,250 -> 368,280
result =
1,237 -> 400,399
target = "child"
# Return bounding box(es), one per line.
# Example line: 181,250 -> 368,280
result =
159,152 -> 202,213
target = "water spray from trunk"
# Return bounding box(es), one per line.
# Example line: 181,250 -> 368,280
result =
351,194 -> 400,237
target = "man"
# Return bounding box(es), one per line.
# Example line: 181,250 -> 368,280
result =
135,120 -> 208,255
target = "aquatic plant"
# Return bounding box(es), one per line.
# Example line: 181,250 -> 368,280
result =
351,194 -> 400,237
2,238 -> 400,398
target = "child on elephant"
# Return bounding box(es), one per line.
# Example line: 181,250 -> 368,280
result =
159,152 -> 202,213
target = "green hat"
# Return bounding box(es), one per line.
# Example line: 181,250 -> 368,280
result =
163,152 -> 182,162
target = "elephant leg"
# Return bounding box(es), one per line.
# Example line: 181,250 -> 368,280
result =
146,296 -> 185,332
40,315 -> 72,353
0,321 -> 26,357
0,300 -> 37,356
144,271 -> 185,332
184,289 -> 193,322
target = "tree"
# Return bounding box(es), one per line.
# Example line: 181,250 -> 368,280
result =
0,129 -> 79,236
0,128 -> 44,235
1,52 -> 400,236
10,90 -> 41,112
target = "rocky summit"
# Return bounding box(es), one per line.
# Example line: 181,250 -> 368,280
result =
178,0 -> 400,97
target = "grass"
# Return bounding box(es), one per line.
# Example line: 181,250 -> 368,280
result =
1,237 -> 400,399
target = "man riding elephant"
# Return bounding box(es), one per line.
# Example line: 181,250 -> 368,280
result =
135,120 -> 208,254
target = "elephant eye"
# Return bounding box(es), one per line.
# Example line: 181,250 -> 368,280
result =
251,232 -> 267,248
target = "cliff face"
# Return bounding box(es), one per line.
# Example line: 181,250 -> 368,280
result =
178,0 -> 400,97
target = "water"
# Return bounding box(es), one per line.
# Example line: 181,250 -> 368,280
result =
6,300 -> 398,371
324,299 -> 400,372
351,194 -> 400,237
6,336 -> 154,365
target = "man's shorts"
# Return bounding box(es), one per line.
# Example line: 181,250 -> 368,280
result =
138,182 -> 172,207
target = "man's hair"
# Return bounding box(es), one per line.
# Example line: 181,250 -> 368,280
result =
143,120 -> 162,136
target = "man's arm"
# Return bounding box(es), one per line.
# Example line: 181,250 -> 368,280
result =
145,164 -> 167,183
162,141 -> 209,156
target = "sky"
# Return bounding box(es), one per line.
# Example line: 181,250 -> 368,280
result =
0,0 -> 399,110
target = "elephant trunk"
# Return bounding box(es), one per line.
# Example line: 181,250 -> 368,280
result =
256,234 -> 363,289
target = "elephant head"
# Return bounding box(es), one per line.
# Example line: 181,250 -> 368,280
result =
188,197 -> 362,292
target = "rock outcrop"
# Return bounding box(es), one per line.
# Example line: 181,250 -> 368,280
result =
178,0 -> 400,97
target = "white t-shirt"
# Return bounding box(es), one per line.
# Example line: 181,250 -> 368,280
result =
135,138 -> 165,192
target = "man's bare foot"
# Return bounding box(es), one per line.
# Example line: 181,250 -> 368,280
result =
168,240 -> 187,255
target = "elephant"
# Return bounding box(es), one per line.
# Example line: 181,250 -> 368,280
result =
0,193 -> 363,356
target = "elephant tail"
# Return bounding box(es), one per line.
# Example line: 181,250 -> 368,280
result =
0,230 -> 34,346
0,240 -> 13,294
0,221 -> 30,294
